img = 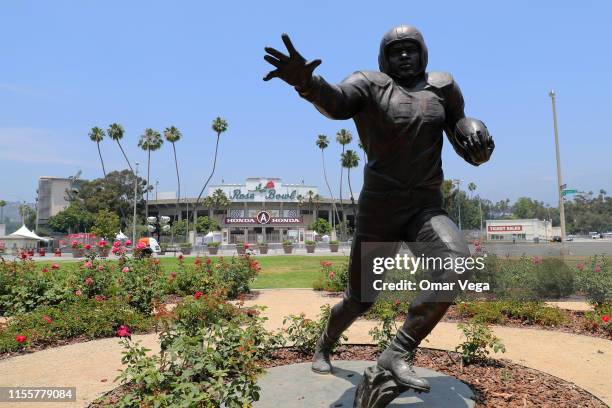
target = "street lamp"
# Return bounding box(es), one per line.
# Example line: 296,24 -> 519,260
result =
132,162 -> 140,245
548,91 -> 567,242
452,179 -> 463,231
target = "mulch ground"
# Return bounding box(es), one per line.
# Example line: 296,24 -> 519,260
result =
91,346 -> 607,408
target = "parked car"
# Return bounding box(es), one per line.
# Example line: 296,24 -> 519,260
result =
551,236 -> 562,242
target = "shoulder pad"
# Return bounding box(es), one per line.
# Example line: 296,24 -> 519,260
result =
426,72 -> 454,89
357,71 -> 392,87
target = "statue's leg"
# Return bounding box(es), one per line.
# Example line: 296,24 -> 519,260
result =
313,193 -> 403,374
377,214 -> 471,392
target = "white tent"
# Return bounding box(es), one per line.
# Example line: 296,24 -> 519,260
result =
8,225 -> 48,241
115,230 -> 128,240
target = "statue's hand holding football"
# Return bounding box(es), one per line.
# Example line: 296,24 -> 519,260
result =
454,118 -> 495,165
263,33 -> 322,90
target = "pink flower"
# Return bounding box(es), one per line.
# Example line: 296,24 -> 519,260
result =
113,241 -> 121,247
602,315 -> 610,323
84,277 -> 94,286
194,291 -> 203,300
71,240 -> 79,247
15,335 -> 27,344
136,242 -> 146,249
594,265 -> 602,273
85,244 -> 92,250
42,267 -> 49,273
125,240 -> 132,247
75,289 -> 82,296
95,295 -> 106,302
169,271 -> 177,280
532,256 -> 542,265
84,261 -> 93,269
328,271 -> 335,279
122,267 -> 130,274
98,265 -> 105,271
111,247 -> 119,254
576,263 -> 584,271
43,315 -> 52,324
394,299 -> 401,306
97,240 -> 106,248
116,325 -> 131,338
51,263 -> 59,270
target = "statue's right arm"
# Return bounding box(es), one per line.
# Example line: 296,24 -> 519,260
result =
295,72 -> 369,120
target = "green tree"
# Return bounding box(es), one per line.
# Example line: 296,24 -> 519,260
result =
195,216 -> 218,234
309,218 -> 332,234
170,219 -> 187,237
335,129 -> 352,215
467,182 -> 477,198
316,134 -> 338,232
89,126 -> 106,177
164,126 -> 183,229
91,209 -> 121,240
203,189 -> 231,220
48,202 -> 94,233
357,141 -> 367,164
193,117 -> 228,240
138,128 -> 163,221
341,149 -> 360,208
18,204 -> 36,230
66,170 -> 148,227
108,123 -> 132,171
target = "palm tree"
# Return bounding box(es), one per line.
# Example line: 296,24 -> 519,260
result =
164,126 -> 183,229
316,134 -> 338,232
138,128 -> 163,221
358,141 -> 367,164
341,149 -> 360,210
336,129 -> 352,216
467,182 -> 477,198
0,200 -> 6,224
89,127 -> 106,177
108,123 -> 133,171
193,117 -> 228,241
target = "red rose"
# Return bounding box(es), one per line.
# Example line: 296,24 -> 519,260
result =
43,316 -> 52,324
85,244 -> 92,250
15,335 -> 27,343
85,277 -> 94,286
169,271 -> 177,280
328,271 -> 335,279
178,254 -> 184,261
95,295 -> 106,302
125,240 -> 132,246
206,258 -> 212,265
603,315 -> 610,323
194,291 -> 203,300
42,267 -> 49,273
97,240 -> 106,247
113,241 -> 121,247
116,325 -> 131,338
594,265 -> 602,273
394,299 -> 401,306
265,180 -> 275,189
51,263 -> 59,270
195,257 -> 202,265
576,263 -> 584,271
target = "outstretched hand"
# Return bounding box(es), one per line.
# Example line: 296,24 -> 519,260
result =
263,33 -> 322,89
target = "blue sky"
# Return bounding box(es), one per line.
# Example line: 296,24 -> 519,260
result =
1,0 -> 611,205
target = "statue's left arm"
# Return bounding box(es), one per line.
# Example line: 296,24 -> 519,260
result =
442,76 -> 495,166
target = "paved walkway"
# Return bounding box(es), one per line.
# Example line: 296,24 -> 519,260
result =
0,289 -> 609,407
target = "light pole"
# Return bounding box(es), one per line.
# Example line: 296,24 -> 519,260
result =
132,162 -> 140,245
452,179 -> 463,231
549,91 -> 567,242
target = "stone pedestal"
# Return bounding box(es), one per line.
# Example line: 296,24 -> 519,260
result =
254,360 -> 474,408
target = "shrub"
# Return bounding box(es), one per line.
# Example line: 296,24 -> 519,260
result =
282,304 -> 346,355
282,240 -> 293,246
455,319 -> 506,364
457,301 -> 568,326
312,260 -> 348,292
305,240 -> 316,246
582,303 -> 612,335
207,242 -> 221,247
118,258 -> 166,314
576,255 -> 611,306
368,302 -> 401,352
112,290 -> 281,408
0,298 -> 153,354
214,255 -> 260,298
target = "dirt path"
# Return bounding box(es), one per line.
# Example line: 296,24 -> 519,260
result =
0,289 -> 609,407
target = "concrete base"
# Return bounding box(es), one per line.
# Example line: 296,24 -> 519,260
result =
254,360 -> 475,408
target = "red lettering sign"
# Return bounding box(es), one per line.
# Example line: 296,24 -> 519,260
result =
487,225 -> 523,232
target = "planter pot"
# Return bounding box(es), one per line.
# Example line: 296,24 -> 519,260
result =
305,245 -> 316,254
38,251 -> 46,257
236,246 -> 246,255
258,246 -> 269,254
207,246 -> 219,255
72,248 -> 85,258
283,245 -> 293,254
97,248 -> 111,258
329,243 -> 339,253
181,248 -> 192,255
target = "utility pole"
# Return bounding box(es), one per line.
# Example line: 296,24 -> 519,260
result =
549,91 -> 567,242
452,179 -> 463,231
132,162 -> 140,245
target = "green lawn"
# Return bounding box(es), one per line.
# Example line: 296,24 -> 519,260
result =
35,255 -> 348,289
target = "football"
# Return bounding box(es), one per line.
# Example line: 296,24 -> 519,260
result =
454,117 -> 494,165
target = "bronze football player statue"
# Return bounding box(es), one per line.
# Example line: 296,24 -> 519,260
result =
264,25 -> 494,407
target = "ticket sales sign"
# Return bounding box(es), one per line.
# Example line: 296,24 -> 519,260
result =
225,211 -> 302,225
487,225 -> 523,232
